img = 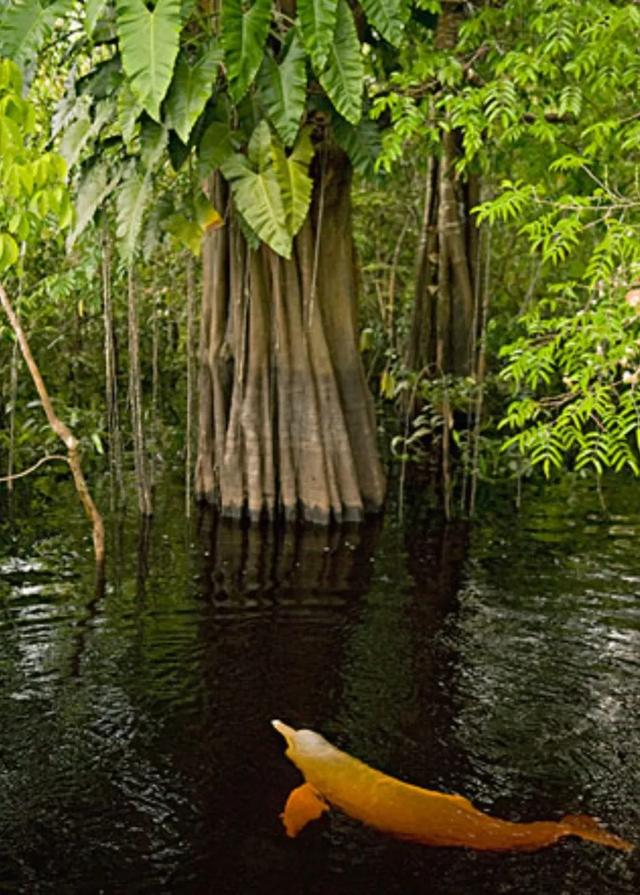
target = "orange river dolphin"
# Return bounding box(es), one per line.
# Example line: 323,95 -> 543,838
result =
272,720 -> 633,853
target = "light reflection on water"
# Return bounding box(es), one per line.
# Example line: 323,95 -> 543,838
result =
0,477 -> 638,893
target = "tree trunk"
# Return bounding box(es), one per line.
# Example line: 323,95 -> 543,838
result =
196,148 -> 386,523
407,5 -> 480,377
185,252 -> 196,516
127,267 -> 153,516
102,224 -> 125,508
407,139 -> 480,377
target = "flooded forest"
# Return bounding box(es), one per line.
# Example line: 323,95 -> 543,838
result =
0,2 -> 639,893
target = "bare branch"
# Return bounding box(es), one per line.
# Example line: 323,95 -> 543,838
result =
0,454 -> 69,484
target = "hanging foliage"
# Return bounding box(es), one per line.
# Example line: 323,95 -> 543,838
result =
257,32 -> 307,147
317,0 -> 364,125
297,0 -> 338,72
221,0 -> 272,102
116,0 -> 182,121
165,41 -> 223,144
0,0 -> 414,260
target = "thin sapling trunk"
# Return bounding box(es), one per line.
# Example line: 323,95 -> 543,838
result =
0,281 -> 106,566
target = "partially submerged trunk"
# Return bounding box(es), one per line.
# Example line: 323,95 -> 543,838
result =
407,135 -> 480,378
127,267 -> 153,517
196,148 -> 386,523
407,4 -> 481,378
404,3 -> 488,518
101,224 -> 125,508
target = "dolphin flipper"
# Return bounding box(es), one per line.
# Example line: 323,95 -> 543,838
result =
280,783 -> 329,838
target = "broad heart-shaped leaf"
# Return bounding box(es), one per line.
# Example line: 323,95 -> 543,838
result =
359,0 -> 408,47
221,0 -> 272,103
67,161 -> 119,250
0,0 -> 73,65
197,121 -> 234,181
221,151 -> 291,258
271,129 -> 314,238
257,32 -> 307,147
116,167 -> 153,260
116,0 -> 181,122
165,41 -> 223,143
297,0 -> 338,72
318,0 -> 363,125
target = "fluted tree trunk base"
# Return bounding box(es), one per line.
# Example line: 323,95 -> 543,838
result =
196,149 -> 386,524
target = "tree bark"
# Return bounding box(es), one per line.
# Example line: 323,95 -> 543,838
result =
407,4 -> 480,378
196,148 -> 386,523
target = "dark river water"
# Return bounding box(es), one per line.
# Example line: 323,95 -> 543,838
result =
0,476 -> 638,893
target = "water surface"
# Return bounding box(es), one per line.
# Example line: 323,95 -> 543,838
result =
0,478 -> 638,893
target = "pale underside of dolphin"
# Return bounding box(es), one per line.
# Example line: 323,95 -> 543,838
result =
272,720 -> 633,853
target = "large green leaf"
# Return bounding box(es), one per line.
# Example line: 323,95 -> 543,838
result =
116,167 -> 153,260
165,40 -> 223,143
271,129 -> 314,238
221,123 -> 291,258
257,32 -> 307,147
67,161 -> 118,249
0,0 -> 73,64
359,0 -> 407,47
221,0 -> 272,102
116,0 -> 181,122
297,0 -> 338,72
318,0 -> 363,125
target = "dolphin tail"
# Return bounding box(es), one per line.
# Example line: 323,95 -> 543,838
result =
560,814 -> 633,853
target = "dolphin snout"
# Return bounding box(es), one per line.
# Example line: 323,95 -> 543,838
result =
272,719 -> 296,746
